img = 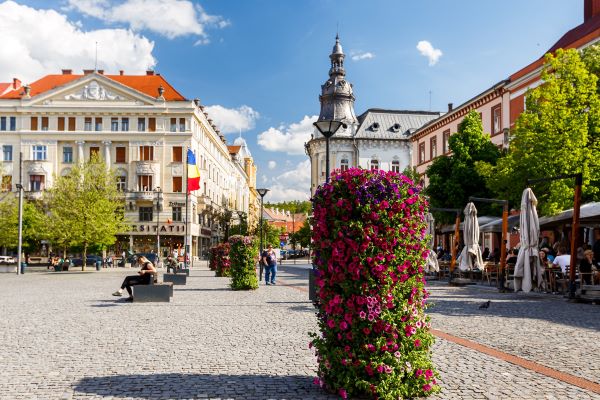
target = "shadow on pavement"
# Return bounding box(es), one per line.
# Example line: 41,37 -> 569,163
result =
426,285 -> 600,330
74,373 -> 336,399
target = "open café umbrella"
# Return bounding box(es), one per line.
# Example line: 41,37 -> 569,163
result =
458,202 -> 484,271
425,212 -> 439,272
514,188 -> 543,292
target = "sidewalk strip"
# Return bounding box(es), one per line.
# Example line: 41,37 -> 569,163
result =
431,329 -> 600,395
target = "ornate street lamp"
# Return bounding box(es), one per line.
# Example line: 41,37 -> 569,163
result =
313,120 -> 343,183
236,210 -> 246,235
154,187 -> 162,262
257,188 -> 269,280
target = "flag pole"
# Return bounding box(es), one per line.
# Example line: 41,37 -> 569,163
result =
184,146 -> 189,269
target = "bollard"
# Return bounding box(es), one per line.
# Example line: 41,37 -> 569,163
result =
96,260 -> 102,271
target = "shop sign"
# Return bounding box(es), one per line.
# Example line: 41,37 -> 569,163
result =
200,228 -> 211,236
128,224 -> 186,234
169,201 -> 186,207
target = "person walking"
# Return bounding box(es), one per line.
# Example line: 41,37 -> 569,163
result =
112,255 -> 156,301
261,244 -> 277,285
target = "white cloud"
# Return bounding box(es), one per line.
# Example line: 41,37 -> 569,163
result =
416,40 -> 442,66
257,115 -> 317,156
204,105 -> 259,134
268,160 -> 311,202
0,1 -> 155,83
268,161 -> 277,170
66,0 -> 229,42
351,51 -> 375,61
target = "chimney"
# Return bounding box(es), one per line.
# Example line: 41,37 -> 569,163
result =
146,70 -> 155,76
119,70 -> 124,75
448,103 -> 453,112
12,78 -> 21,90
61,69 -> 72,75
83,69 -> 94,75
585,0 -> 600,21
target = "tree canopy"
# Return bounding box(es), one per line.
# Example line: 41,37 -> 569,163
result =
264,200 -> 311,214
0,196 -> 48,253
47,155 -> 128,268
477,48 -> 600,215
425,110 -> 501,222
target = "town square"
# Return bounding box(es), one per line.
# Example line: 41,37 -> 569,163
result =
1,1 -> 600,399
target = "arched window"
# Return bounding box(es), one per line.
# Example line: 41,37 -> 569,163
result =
391,160 -> 400,173
340,158 -> 349,171
370,159 -> 379,170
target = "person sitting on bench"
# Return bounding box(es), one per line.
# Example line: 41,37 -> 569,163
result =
112,255 -> 156,300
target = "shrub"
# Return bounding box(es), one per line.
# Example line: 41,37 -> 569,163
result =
228,235 -> 259,290
211,243 -> 231,277
309,168 -> 440,399
209,246 -> 218,271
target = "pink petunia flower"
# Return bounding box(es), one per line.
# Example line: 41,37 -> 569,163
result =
339,388 -> 347,399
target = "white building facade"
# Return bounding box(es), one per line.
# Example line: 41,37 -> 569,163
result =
0,70 -> 255,259
305,37 -> 440,194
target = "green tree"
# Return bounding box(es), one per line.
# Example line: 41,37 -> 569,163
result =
251,220 -> 284,249
425,110 -> 501,222
401,166 -> 422,185
47,155 -> 128,270
264,200 -> 311,214
290,219 -> 311,249
478,48 -> 600,215
0,196 -> 48,253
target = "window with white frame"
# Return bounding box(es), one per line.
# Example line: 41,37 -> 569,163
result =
29,174 -> 45,191
116,176 -> 127,192
340,158 -> 349,171
370,159 -> 379,170
172,206 -> 182,222
63,147 -> 73,163
32,145 -> 47,161
3,145 -> 12,161
391,160 -> 400,173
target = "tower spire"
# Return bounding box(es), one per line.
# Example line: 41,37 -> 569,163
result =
316,35 -> 357,127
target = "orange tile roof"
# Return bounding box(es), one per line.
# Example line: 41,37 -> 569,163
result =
0,83 -> 11,94
0,73 -> 186,101
228,145 -> 241,154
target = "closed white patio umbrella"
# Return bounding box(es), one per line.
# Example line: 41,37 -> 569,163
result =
425,212 -> 439,272
514,188 -> 544,292
458,202 -> 484,271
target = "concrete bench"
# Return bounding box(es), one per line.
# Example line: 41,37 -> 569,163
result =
163,273 -> 187,285
132,274 -> 173,302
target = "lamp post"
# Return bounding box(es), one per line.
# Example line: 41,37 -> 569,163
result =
16,152 -> 23,275
257,188 -> 269,280
155,187 -> 162,262
236,210 -> 245,235
313,120 -> 343,183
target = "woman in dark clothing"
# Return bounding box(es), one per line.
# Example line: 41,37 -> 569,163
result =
482,247 -> 490,261
112,256 -> 156,300
579,249 -> 594,285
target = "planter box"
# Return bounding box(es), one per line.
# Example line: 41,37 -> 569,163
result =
163,273 -> 187,285
0,265 -> 17,273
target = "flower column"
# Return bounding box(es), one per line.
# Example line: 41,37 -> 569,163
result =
309,168 -> 439,400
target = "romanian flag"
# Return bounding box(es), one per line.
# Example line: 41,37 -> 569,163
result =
187,149 -> 201,193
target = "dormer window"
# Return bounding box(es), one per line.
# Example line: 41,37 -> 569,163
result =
371,122 -> 380,131
392,123 -> 401,132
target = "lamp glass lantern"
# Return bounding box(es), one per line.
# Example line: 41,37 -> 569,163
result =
313,120 -> 343,183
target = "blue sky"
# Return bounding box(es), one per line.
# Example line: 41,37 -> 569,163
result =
0,0 -> 582,201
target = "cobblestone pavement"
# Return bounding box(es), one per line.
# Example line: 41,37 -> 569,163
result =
0,263 -> 598,399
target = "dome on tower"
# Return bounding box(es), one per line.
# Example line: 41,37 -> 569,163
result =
332,35 -> 343,55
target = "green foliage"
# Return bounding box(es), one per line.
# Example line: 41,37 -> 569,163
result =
478,48 -> 600,215
228,235 -> 259,290
401,166 -> 422,185
425,111 -> 501,222
0,196 -> 48,252
251,220 -> 284,248
290,219 -> 311,249
47,154 -> 128,269
265,200 -> 311,214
